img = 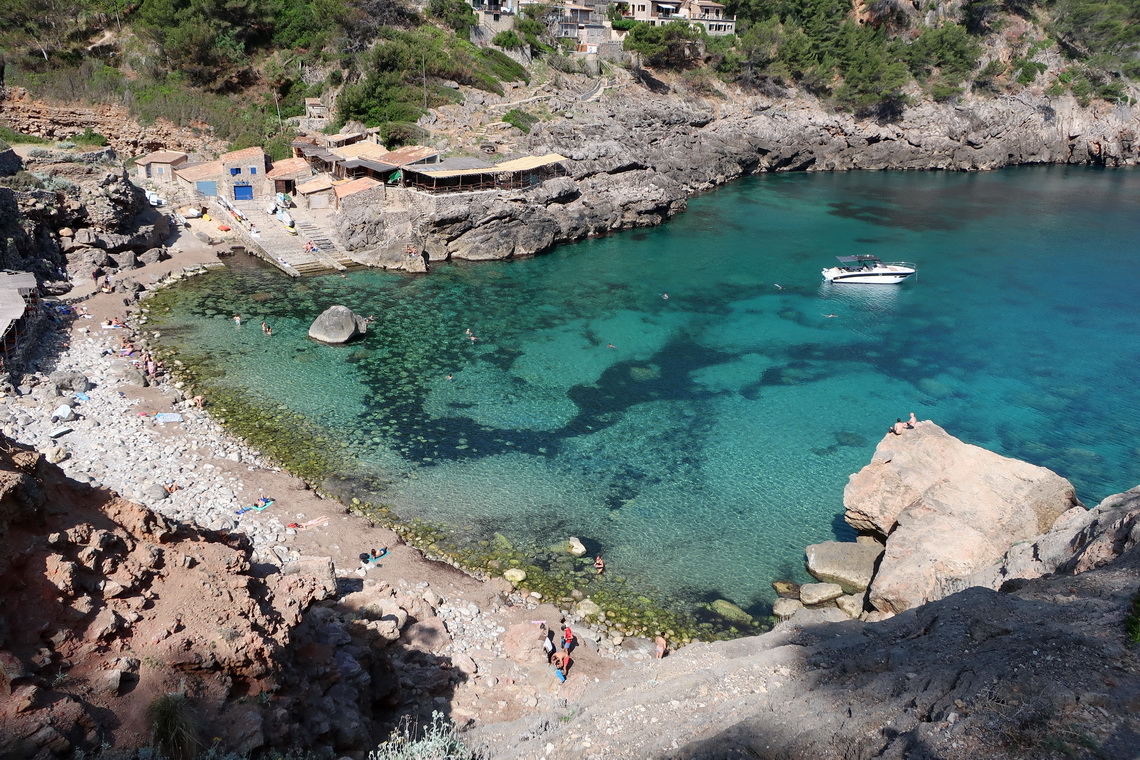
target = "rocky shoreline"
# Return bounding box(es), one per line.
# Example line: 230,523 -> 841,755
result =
338,86 -> 1140,266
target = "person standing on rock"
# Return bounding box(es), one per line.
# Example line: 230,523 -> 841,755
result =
656,635 -> 667,659
541,626 -> 556,664
561,624 -> 574,652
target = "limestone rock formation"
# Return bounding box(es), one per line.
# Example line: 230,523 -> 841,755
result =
804,540 -> 883,593
842,421 -> 1080,615
308,305 -> 369,344
477,515 -> 1140,760
334,89 -> 1140,265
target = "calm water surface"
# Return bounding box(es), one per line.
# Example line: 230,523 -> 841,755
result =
153,166 -> 1140,620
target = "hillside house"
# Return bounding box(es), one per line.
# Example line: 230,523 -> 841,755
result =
329,141 -> 393,180
333,177 -> 382,209
291,137 -> 338,174
402,153 -> 567,193
221,147 -> 269,201
614,0 -> 735,35
296,176 -> 335,210
135,151 -> 188,184
304,98 -> 330,120
0,270 -> 40,371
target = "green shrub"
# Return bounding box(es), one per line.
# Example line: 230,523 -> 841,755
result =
624,20 -> 703,69
369,711 -> 484,760
427,0 -> 478,35
493,30 -> 525,49
146,693 -> 202,760
1126,593 -> 1140,645
611,17 -> 638,31
1015,59 -> 1048,84
503,108 -> 539,133
338,25 -> 525,128
0,171 -> 46,191
0,126 -> 49,145
481,48 -> 529,83
72,127 -> 109,147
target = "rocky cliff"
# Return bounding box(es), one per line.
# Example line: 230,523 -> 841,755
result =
0,431 -> 478,758
0,147 -> 169,289
0,87 -> 226,158
337,87 -> 1139,265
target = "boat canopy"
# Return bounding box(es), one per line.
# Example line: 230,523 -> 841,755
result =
835,255 -> 882,264
834,255 -> 882,269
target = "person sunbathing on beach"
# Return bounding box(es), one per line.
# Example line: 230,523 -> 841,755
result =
359,547 -> 389,567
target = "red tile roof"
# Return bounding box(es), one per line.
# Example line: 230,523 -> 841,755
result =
137,150 -> 188,165
266,157 -> 312,180
175,160 -> 222,182
333,177 -> 381,200
221,146 -> 265,164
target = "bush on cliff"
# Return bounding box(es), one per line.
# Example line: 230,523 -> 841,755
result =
624,21 -> 704,69
369,712 -> 484,760
337,25 -> 527,134
427,0 -> 477,35
146,693 -> 203,760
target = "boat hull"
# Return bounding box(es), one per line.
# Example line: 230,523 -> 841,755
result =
822,267 -> 915,284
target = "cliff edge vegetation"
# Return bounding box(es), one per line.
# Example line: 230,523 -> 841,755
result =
1,0 -> 1137,158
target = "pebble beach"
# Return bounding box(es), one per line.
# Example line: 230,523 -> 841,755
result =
1,241 -> 656,731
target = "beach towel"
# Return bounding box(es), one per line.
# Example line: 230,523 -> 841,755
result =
154,413 -> 183,424
286,516 -> 329,530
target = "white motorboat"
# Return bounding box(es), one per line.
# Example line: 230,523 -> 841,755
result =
822,255 -> 916,284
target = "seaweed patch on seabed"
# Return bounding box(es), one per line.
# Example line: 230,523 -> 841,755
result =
148,317 -> 763,642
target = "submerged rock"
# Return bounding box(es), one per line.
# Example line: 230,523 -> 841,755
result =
710,599 -> 752,624
308,305 -> 369,344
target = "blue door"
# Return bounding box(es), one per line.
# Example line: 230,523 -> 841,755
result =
233,184 -> 254,200
196,180 -> 217,196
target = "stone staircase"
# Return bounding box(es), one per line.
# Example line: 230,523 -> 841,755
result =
229,200 -> 346,275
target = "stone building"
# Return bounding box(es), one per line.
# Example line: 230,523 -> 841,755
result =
135,151 -> 188,184
174,146 -> 269,200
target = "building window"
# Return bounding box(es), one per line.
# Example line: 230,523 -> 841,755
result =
250,167 -> 258,175
231,167 -> 241,176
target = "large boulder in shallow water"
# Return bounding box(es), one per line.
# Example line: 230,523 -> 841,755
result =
845,421 -> 1082,616
308,305 -> 369,344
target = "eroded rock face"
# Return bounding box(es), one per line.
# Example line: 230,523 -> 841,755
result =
0,434 -> 385,759
845,422 -> 1081,614
308,305 -> 368,344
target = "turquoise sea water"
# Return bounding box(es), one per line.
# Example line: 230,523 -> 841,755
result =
154,166 -> 1140,622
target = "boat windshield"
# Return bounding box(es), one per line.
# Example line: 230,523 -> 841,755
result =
835,255 -> 882,270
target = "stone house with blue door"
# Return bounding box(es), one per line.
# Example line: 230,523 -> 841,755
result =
220,147 -> 268,200
174,146 -> 269,201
